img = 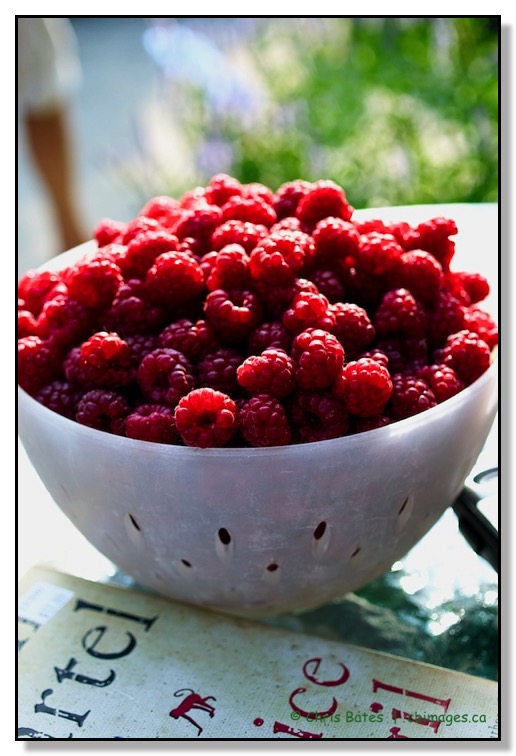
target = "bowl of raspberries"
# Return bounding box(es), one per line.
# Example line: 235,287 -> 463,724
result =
17,175 -> 498,615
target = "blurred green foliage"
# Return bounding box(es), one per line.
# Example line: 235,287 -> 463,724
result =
224,17 -> 499,208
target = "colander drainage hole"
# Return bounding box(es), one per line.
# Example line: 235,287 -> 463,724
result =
313,521 -> 327,540
129,514 -> 141,531
350,547 -> 361,558
266,563 -> 279,572
218,528 -> 231,545
181,559 -> 192,568
398,498 -> 409,515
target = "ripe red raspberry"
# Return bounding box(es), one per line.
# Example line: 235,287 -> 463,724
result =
357,232 -> 404,276
103,279 -> 167,336
158,318 -> 218,363
75,389 -> 129,435
291,328 -> 345,390
145,251 -> 205,309
79,332 -> 134,389
330,302 -> 375,357
283,291 -> 336,334
94,217 -> 126,247
392,249 -> 443,306
273,179 -> 311,220
196,347 -> 242,395
375,336 -> 429,374
340,266 -> 386,310
204,288 -> 263,345
206,244 -> 251,291
312,217 -> 360,268
63,257 -> 123,311
288,390 -> 349,443
452,271 -> 491,304
211,220 -> 268,254
463,305 -> 498,350
173,204 -> 223,247
125,404 -> 178,444
137,348 -> 195,406
18,336 -> 62,395
374,288 -> 427,339
208,173 -> 243,206
179,185 -> 211,208
249,232 -> 313,286
427,289 -> 466,348
220,195 -> 277,227
247,321 -> 293,355
418,364 -> 465,403
239,394 -> 292,447
352,415 -> 391,433
35,380 -> 83,419
242,182 -> 275,205
18,269 -> 66,316
36,294 -> 95,350
388,374 -> 437,421
270,217 -> 304,234
440,330 -> 491,385
18,308 -> 38,338
296,180 -> 353,231
120,229 -> 179,280
237,348 -> 295,398
174,388 -> 239,448
404,217 -> 457,272
125,333 -> 159,367
138,195 -> 182,229
122,216 -> 161,245
308,269 -> 345,303
358,347 -> 389,370
333,358 -> 393,417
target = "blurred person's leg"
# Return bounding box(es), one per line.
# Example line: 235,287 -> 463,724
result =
18,18 -> 88,253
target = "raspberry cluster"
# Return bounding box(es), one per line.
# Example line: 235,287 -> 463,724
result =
18,174 -> 497,448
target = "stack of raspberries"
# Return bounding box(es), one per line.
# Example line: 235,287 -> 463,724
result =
17,175 -> 498,448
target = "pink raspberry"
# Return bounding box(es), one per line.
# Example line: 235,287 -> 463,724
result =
237,348 -> 295,398
145,251 -> 205,309
291,328 -> 345,390
283,291 -> 336,334
374,288 -> 427,339
296,180 -> 353,231
247,321 -> 293,355
333,358 -> 393,417
138,195 -> 183,229
330,302 -> 375,357
357,232 -> 404,276
137,348 -> 195,407
463,305 -> 498,350
388,374 -> 437,421
158,318 -> 218,363
288,390 -> 349,443
79,332 -> 134,389
125,404 -> 178,444
440,330 -> 491,385
94,217 -> 126,247
206,244 -> 251,291
273,179 -> 311,220
418,364 -> 465,403
221,195 -> 277,227
18,336 -> 62,395
35,379 -> 83,419
120,229 -> 179,280
312,217 -> 360,268
63,257 -> 123,311
211,220 -> 268,254
75,389 -> 129,435
196,347 -> 242,395
239,394 -> 292,447
204,288 -> 263,345
174,388 -> 239,448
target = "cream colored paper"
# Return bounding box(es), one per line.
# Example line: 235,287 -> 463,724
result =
18,565 -> 498,740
